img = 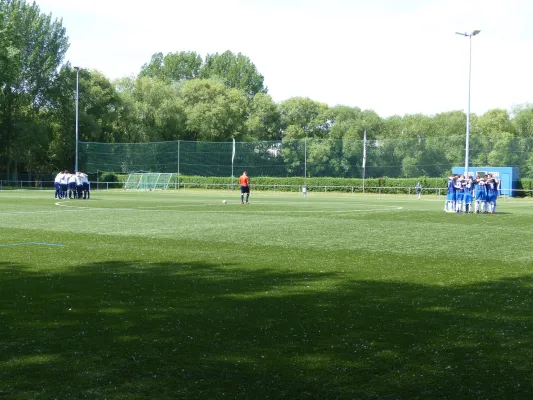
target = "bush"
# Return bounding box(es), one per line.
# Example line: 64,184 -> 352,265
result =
99,172 -> 121,183
517,178 -> 533,197
169,175 -> 449,194
96,173 -> 532,197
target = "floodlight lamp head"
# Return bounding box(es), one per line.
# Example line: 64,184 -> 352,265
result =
74,66 -> 80,71
472,30 -> 481,36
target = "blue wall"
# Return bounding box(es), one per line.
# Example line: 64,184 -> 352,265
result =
452,167 -> 519,197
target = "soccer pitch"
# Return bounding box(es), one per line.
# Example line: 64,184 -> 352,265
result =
1,190 -> 533,399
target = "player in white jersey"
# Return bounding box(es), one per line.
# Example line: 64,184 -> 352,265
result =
67,173 -> 76,199
81,173 -> 90,199
54,171 -> 63,199
415,182 -> 422,200
74,172 -> 82,199
60,171 -> 69,199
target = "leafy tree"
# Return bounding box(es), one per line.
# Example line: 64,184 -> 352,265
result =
280,138 -> 305,177
245,92 -> 281,140
512,104 -> 533,138
329,106 -> 363,139
477,109 -> 515,137
47,66 -> 124,170
0,0 -> 68,177
339,138 -> 364,178
139,51 -> 202,83
180,78 -> 247,141
306,138 -> 342,177
128,77 -> 187,142
0,8 -> 19,91
279,97 -> 330,139
113,77 -> 143,143
200,50 -> 265,98
487,132 -> 522,167
433,111 -> 467,137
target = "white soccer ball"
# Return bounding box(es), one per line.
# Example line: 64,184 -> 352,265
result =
222,200 -> 227,204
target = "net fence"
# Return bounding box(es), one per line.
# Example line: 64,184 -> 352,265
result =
79,136 -> 533,178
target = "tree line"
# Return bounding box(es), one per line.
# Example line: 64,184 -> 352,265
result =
2,0 -> 533,180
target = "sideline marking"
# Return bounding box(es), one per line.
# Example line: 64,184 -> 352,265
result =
0,209 -> 84,215
54,201 -> 403,213
0,242 -> 64,247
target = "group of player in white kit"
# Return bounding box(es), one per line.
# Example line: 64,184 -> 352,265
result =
445,174 -> 500,214
54,170 -> 90,200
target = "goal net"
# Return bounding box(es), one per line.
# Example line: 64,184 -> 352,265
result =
124,173 -> 174,190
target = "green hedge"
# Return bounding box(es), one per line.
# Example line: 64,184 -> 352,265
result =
96,173 -> 533,197
167,176 -> 449,194
516,178 -> 533,197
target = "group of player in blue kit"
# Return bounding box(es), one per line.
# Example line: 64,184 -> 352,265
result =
54,170 -> 90,200
445,174 -> 500,214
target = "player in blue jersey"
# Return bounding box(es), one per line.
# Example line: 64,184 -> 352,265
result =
492,178 -> 502,214
485,174 -> 499,213
454,175 -> 465,212
476,176 -> 488,213
463,177 -> 474,213
473,176 -> 484,213
445,175 -> 456,212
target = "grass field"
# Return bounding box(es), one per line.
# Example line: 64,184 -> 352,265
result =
1,189 -> 533,399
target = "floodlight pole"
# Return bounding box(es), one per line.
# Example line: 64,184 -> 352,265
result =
303,137 -> 307,197
455,30 -> 480,178
74,66 -> 80,172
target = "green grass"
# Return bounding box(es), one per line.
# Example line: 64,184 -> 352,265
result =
1,190 -> 533,399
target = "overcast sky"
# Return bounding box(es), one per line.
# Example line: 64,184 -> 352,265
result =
36,0 -> 533,117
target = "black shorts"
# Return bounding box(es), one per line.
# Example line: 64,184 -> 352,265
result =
240,186 -> 250,194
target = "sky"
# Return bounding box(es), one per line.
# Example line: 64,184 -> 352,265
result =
36,0 -> 533,117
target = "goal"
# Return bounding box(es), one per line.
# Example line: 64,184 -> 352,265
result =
124,173 -> 174,190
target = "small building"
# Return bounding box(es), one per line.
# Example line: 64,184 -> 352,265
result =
452,166 -> 519,197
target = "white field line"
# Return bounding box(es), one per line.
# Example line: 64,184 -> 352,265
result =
0,208 -> 87,215
53,201 -> 402,213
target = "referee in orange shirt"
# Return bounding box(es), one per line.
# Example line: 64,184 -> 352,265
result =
238,171 -> 250,204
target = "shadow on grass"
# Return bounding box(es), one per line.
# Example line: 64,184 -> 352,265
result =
1,260 -> 532,399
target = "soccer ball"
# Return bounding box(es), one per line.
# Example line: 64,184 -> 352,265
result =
222,200 -> 227,204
